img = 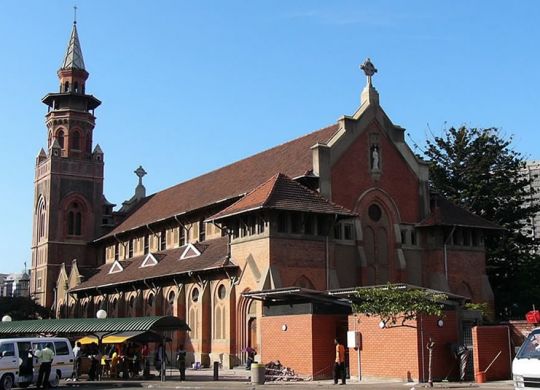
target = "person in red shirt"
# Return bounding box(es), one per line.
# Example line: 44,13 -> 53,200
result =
334,338 -> 346,385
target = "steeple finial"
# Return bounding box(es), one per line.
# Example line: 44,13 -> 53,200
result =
61,19 -> 86,70
73,5 -> 77,25
360,58 -> 377,86
134,166 -> 147,200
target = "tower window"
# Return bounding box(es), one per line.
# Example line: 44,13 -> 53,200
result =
67,202 -> 82,236
57,130 -> 65,149
71,131 -> 81,150
64,81 -> 70,92
37,196 -> 46,240
74,81 -> 79,93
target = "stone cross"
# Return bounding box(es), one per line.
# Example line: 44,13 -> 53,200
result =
135,165 -> 147,186
360,58 -> 378,85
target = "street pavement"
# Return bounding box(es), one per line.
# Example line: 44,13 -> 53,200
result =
62,367 -> 515,390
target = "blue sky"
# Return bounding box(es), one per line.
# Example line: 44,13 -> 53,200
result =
0,1 -> 539,274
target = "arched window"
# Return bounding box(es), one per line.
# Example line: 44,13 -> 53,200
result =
64,81 -> 70,92
57,130 -> 65,149
74,81 -> 79,93
214,284 -> 227,340
67,202 -> 82,236
36,196 -> 46,240
71,131 -> 81,150
165,291 -> 175,316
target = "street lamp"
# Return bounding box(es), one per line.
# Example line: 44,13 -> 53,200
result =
96,309 -> 107,319
1,315 -> 12,322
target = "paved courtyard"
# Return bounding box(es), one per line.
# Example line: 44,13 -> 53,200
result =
63,367 -> 514,390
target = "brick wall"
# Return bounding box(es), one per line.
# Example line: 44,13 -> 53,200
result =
261,314 -> 342,379
348,312 -> 459,382
472,326 -> 512,381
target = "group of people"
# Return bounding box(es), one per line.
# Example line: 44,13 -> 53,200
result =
68,341 -> 188,382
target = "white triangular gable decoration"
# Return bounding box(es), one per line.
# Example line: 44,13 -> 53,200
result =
141,253 -> 158,268
180,243 -> 201,260
109,260 -> 124,274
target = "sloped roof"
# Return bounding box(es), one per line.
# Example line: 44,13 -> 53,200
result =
417,195 -> 501,230
207,173 -> 355,221
102,124 -> 339,239
71,237 -> 233,292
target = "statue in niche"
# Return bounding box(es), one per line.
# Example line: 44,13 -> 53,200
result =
371,145 -> 380,171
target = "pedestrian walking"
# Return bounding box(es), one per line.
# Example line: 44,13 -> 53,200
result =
333,338 -> 346,385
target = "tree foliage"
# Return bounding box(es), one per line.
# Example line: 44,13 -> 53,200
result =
0,296 -> 52,320
424,126 -> 540,318
352,284 -> 448,327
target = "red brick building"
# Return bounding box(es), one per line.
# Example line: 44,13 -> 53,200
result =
31,23 -> 499,375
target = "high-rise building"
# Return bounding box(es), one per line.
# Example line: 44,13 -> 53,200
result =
522,160 -> 540,244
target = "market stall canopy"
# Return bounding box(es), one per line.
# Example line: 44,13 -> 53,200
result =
0,316 -> 189,337
77,330 -> 171,345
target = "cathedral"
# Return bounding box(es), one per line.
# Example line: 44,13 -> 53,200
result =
31,21 -> 498,370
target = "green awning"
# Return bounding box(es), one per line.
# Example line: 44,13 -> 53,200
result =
0,316 -> 189,336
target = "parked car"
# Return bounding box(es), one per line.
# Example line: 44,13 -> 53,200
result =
512,327 -> 540,389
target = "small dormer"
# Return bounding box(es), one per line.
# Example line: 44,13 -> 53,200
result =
180,243 -> 201,260
108,260 -> 124,274
140,253 -> 159,268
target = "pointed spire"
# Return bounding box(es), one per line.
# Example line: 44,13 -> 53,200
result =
61,22 -> 86,70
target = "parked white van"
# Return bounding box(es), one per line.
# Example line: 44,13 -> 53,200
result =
512,327 -> 540,389
0,337 -> 74,390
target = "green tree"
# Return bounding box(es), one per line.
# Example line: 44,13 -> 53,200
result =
424,126 -> 540,318
352,284 -> 447,327
0,296 -> 52,320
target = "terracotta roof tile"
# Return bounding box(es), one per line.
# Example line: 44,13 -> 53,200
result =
71,237 -> 233,292
208,173 -> 355,221
102,124 -> 339,239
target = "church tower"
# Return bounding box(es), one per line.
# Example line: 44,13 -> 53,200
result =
31,21 -> 106,308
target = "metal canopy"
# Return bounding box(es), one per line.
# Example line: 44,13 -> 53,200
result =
242,287 -> 351,307
0,316 -> 190,337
